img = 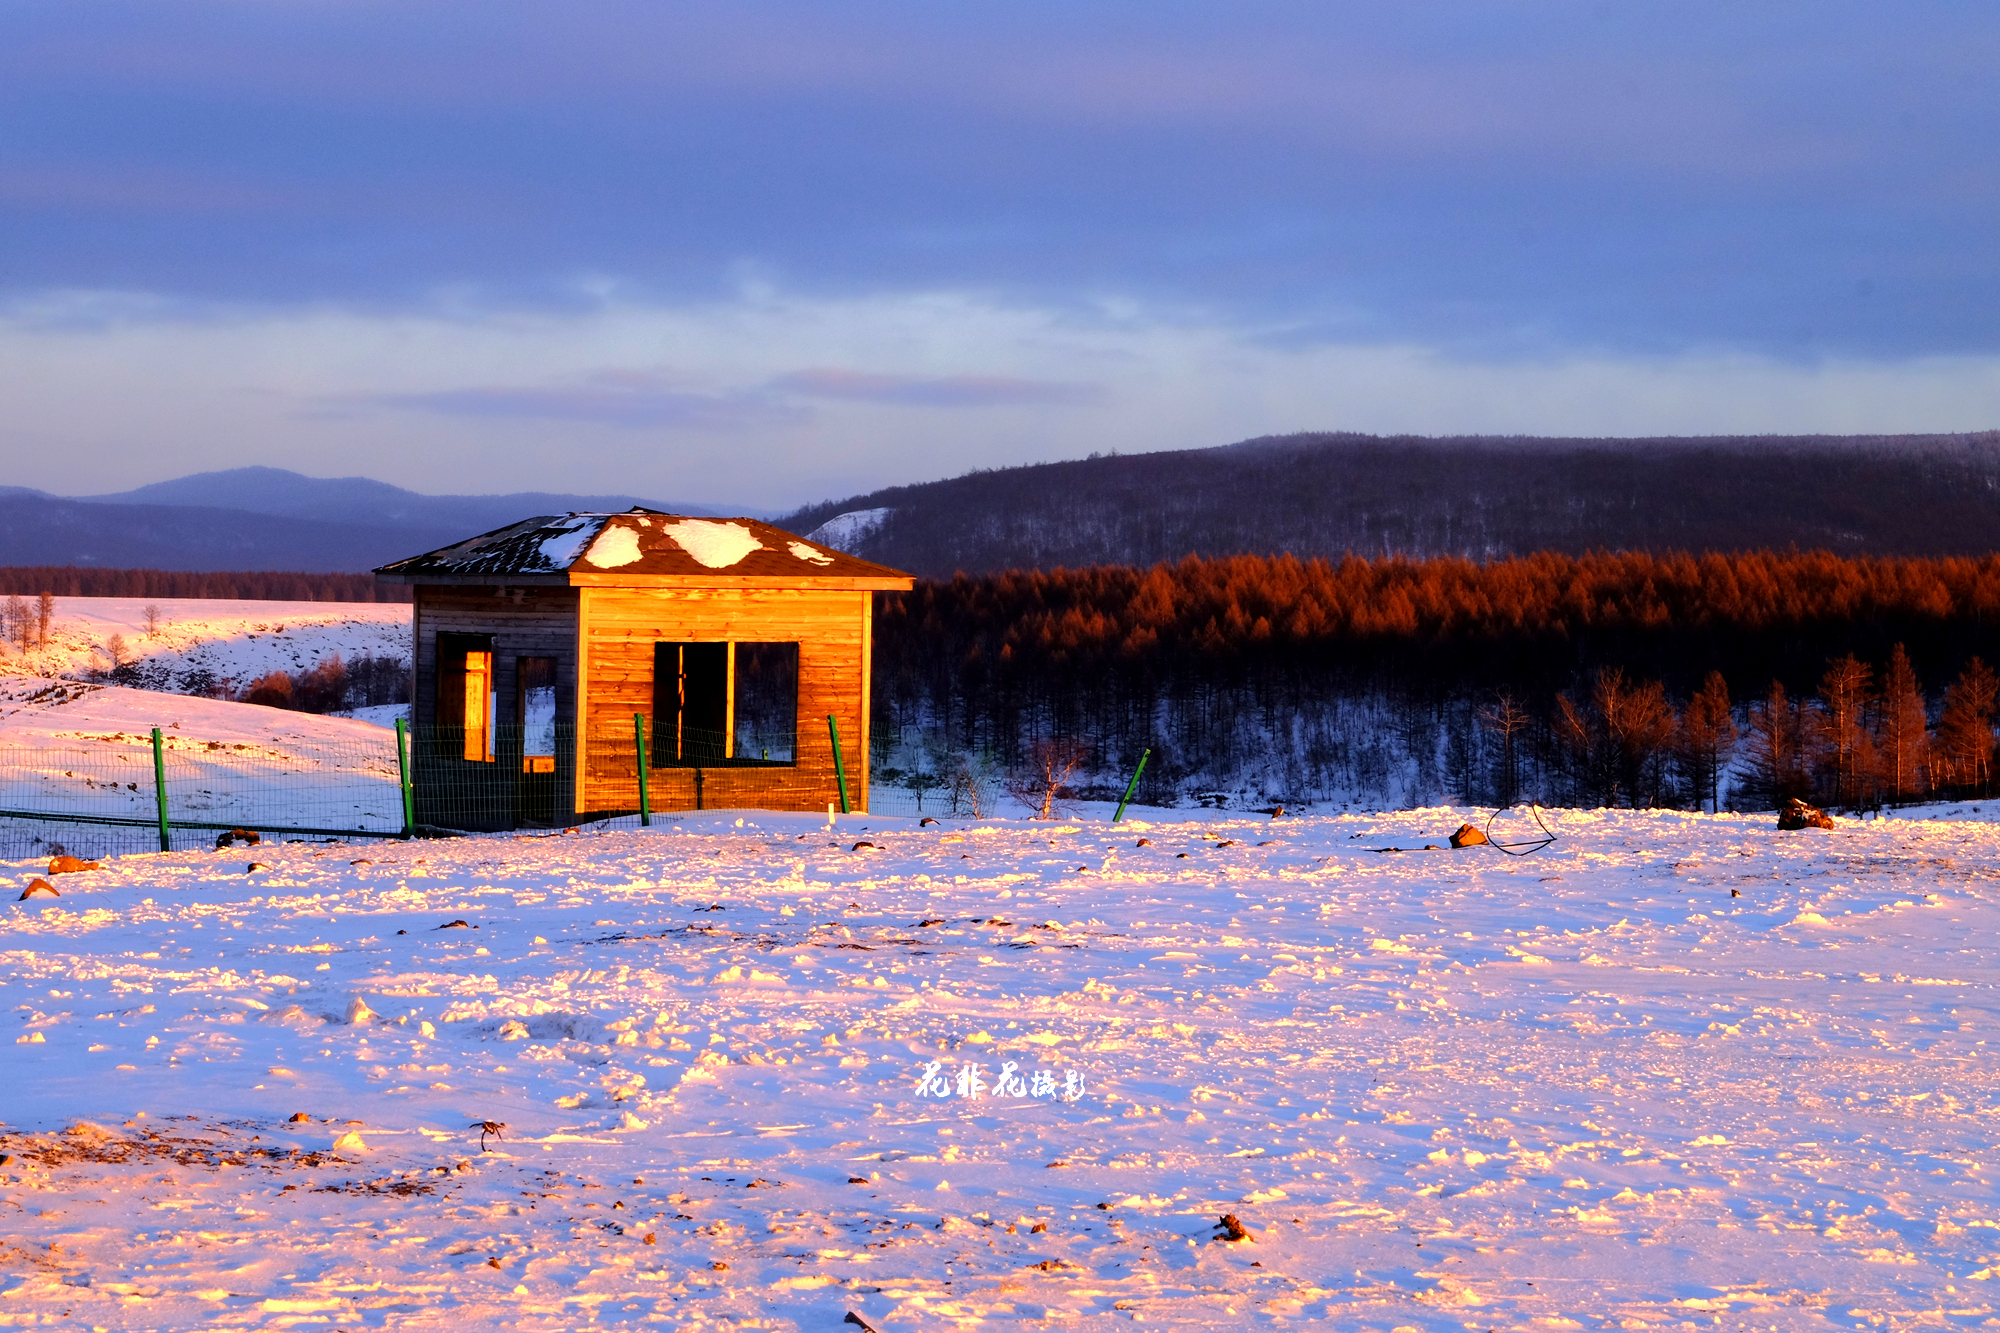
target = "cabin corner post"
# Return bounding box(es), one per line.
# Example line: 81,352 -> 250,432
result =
409,590 -> 423,728
858,589 -> 873,813
573,582 -> 592,819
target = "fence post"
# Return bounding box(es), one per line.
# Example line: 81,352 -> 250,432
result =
1112,747 -> 1151,823
150,727 -> 171,852
633,713 -> 651,827
827,714 -> 850,814
394,717 -> 415,839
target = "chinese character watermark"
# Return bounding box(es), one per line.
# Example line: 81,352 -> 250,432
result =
913,1060 -> 1086,1101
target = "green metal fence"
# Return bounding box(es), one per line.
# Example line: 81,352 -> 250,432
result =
0,723 -> 407,859
0,710 -> 876,859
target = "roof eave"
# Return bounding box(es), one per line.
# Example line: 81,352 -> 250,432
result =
374,572 -> 575,587
566,572 -> 916,592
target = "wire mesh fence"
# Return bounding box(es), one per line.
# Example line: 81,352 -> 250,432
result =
0,725 -> 406,859
0,710 -> 877,858
416,718 -> 861,829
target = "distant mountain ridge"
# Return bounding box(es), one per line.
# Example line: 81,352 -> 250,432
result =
17,436 -> 2000,578
780,431 -> 2000,578
0,468 -> 725,573
74,466 -> 722,533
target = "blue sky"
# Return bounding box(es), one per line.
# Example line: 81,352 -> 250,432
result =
3,1 -> 1997,509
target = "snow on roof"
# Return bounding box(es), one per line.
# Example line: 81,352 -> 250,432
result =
580,523 -> 643,569
375,510 -> 913,585
657,518 -> 763,569
536,517 -> 600,568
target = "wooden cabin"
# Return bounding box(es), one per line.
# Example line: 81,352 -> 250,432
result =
375,511 -> 914,829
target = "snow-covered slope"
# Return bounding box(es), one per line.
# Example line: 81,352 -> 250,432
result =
0,597 -> 410,694
804,507 -> 891,553
0,681 -> 405,853
2,806 -> 1996,1326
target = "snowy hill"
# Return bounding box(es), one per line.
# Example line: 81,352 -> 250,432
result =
0,597 -> 410,695
780,429 -> 2000,577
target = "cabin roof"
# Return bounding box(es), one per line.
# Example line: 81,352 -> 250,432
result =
374,510 -> 914,588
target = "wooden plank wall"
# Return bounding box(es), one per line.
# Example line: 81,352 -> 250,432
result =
413,587 -> 581,727
579,585 -> 870,815
413,587 -> 582,822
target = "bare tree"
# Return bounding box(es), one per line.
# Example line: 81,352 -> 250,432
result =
142,604 -> 162,637
3,595 -> 26,653
36,591 -> 53,648
103,632 -> 128,671
1478,690 -> 1533,807
1005,738 -> 1089,819
900,745 -> 940,812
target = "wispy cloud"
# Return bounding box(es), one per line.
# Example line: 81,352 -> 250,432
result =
7,288 -> 1999,509
771,368 -> 1105,408
373,370 -> 801,430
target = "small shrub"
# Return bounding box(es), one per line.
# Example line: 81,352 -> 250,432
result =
946,751 -> 996,818
244,671 -> 295,709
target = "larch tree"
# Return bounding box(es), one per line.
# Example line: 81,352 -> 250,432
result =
1743,680 -> 1807,809
1817,654 -> 1875,809
1937,657 -> 1999,797
1557,668 -> 1677,807
1875,644 -> 1929,803
1678,670 -> 1738,814
1609,675 -> 1678,809
1555,679 -> 1614,806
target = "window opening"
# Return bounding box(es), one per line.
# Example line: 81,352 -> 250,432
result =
652,641 -> 796,766
435,633 -> 495,762
654,642 -> 729,765
734,642 -> 798,763
519,656 -> 557,774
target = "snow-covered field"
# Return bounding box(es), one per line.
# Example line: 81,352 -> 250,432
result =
3,805 -> 1998,1329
